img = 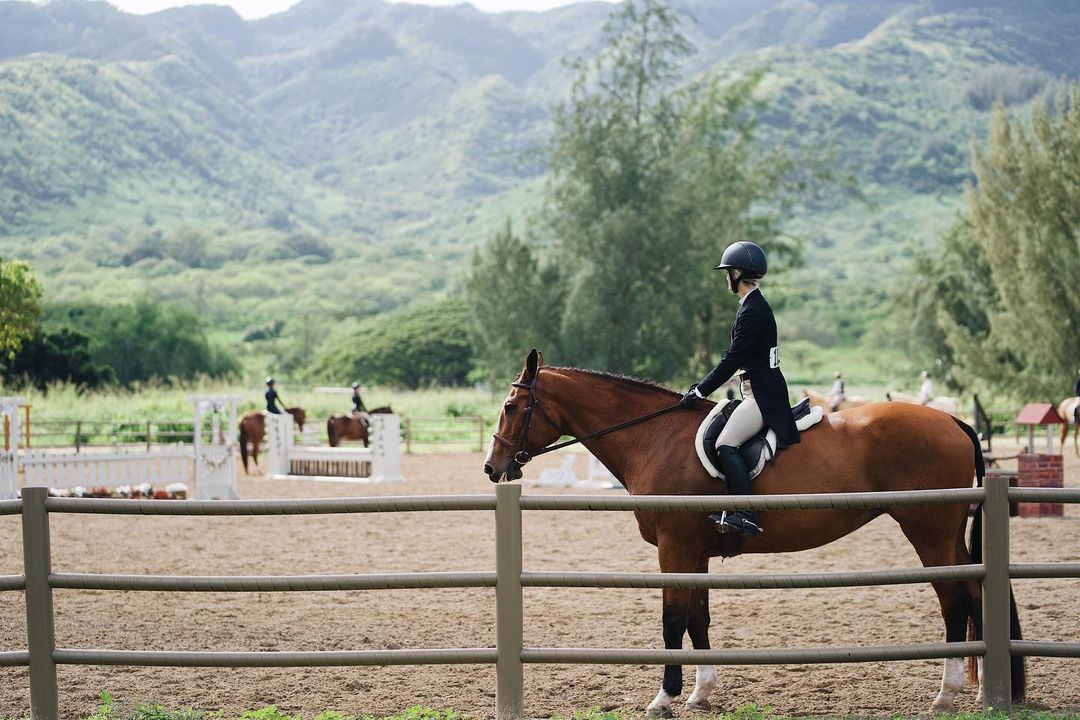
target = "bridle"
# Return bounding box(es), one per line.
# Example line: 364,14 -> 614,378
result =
491,368 -> 562,466
491,368 -> 683,467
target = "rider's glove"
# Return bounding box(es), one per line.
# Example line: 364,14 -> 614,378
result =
680,385 -> 703,408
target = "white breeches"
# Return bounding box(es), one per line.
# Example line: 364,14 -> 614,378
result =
716,396 -> 764,447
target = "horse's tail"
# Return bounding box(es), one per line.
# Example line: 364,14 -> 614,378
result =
327,417 -> 337,448
239,420 -> 250,474
954,417 -> 1026,702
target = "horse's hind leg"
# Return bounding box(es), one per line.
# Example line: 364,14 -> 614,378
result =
685,556 -> 716,712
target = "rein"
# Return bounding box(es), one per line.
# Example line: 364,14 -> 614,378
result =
492,368 -> 683,466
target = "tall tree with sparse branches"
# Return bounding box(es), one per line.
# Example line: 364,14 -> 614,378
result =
899,85 -> 1080,399
467,0 -> 830,382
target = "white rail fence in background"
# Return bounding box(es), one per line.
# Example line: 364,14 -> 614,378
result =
0,396 -> 239,500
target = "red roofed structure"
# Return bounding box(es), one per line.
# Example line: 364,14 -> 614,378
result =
1014,403 -> 1064,425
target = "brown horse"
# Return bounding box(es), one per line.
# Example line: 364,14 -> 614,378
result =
801,387 -> 869,413
238,407 -> 306,473
484,351 -> 1024,715
1058,397 -> 1080,456
326,407 -> 393,447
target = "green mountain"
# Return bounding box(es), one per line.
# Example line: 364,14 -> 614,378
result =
1,0 -> 1077,374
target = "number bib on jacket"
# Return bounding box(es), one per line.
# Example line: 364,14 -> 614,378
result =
769,346 -> 780,369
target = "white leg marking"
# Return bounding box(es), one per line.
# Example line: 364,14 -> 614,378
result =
647,688 -> 675,717
686,665 -> 717,710
931,657 -> 965,712
975,658 -> 985,707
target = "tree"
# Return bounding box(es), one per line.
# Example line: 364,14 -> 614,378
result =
46,300 -> 239,386
520,0 -> 815,379
0,328 -> 115,392
0,258 -> 43,358
310,299 -> 475,389
900,86 -> 1080,398
464,221 -> 566,382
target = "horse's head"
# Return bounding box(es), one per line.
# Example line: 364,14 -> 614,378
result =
289,407 -> 306,431
484,349 -> 564,483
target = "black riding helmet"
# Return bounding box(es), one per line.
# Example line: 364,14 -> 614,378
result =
715,241 -> 768,279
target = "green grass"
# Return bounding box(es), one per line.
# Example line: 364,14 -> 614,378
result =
74,695 -> 471,720
54,694 -> 1080,720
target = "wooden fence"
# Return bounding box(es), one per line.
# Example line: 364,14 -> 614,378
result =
3,479 -> 1079,719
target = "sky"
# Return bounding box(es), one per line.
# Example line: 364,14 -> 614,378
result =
105,0 -> 617,18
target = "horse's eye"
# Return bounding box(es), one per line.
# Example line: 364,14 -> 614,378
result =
504,403 -> 517,414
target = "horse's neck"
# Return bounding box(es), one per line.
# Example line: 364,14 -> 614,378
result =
544,370 -> 675,491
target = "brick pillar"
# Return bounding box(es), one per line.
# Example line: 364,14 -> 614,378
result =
1017,453 -> 1064,518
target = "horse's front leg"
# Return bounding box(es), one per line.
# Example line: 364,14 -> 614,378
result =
685,557 -> 716,712
647,533 -> 706,718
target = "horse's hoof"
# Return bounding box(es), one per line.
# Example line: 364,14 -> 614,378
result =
646,707 -> 674,719
930,699 -> 955,714
686,699 -> 711,712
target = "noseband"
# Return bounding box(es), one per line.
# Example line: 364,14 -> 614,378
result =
491,368 -> 684,467
491,369 -> 562,466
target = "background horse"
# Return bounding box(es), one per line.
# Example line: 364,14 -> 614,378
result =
887,390 -> 960,417
485,350 -> 1023,716
327,406 -> 393,447
1058,397 -> 1080,456
238,407 -> 306,473
802,387 -> 869,413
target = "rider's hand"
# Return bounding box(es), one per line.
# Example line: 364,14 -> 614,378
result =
680,385 -> 701,408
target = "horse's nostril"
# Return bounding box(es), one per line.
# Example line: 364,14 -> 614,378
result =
483,463 -> 494,476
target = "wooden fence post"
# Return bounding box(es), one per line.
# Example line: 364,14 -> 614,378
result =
147,420 -> 152,452
75,421 -> 82,453
23,486 -> 58,720
495,483 -> 523,720
405,418 -> 413,454
982,474 -> 1011,711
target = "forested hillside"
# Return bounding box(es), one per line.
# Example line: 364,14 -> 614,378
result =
1,0 -> 1078,379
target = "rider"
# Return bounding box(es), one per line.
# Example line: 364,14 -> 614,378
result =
917,371 -> 934,405
680,241 -> 799,538
265,377 -> 285,414
829,371 -> 845,412
351,382 -> 367,414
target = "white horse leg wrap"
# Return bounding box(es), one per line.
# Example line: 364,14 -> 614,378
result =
931,657 -> 965,711
975,658 -> 985,706
647,688 -> 675,715
686,665 -> 717,707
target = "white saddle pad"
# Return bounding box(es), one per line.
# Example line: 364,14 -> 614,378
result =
694,403 -> 824,480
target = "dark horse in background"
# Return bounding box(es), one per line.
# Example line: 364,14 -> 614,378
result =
485,350 -> 1024,716
327,407 -> 394,447
238,408 -> 306,473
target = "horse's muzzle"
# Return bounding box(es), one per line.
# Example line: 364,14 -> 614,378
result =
484,459 -> 523,483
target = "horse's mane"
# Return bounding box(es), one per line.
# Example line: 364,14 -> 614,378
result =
553,366 -> 681,399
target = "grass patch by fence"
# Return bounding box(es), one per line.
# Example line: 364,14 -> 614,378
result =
37,694 -> 1080,720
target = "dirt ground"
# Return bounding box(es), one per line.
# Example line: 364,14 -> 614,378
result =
0,440 -> 1078,719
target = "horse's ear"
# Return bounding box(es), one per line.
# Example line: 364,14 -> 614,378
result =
536,350 -> 545,367
525,349 -> 540,379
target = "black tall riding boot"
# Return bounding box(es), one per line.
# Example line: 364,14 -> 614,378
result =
710,445 -> 762,537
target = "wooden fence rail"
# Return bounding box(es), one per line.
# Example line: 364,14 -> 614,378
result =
2,480 -> 1079,720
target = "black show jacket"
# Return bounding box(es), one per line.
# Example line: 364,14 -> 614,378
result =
696,288 -> 799,447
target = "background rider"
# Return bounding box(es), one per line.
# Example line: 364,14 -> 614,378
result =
264,377 -> 287,414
